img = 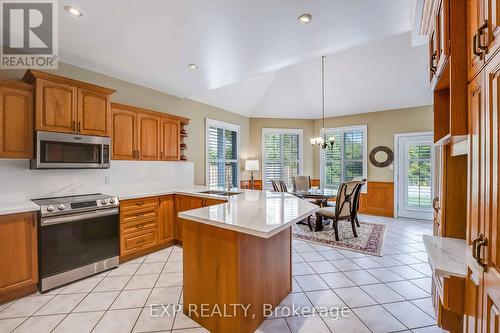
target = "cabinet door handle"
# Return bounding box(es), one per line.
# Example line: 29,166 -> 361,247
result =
477,20 -> 489,51
77,122 -> 81,133
72,121 -> 77,132
135,201 -> 144,206
160,151 -> 164,159
430,52 -> 438,72
476,238 -> 488,270
473,34 -> 482,57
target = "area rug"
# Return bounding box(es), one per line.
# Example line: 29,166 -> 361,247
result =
292,220 -> 386,256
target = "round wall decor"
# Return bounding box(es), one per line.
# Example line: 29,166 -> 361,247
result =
369,146 -> 394,168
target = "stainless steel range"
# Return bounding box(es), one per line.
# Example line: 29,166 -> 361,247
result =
32,193 -> 120,292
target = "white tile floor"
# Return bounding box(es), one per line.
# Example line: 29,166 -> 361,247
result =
0,214 -> 448,333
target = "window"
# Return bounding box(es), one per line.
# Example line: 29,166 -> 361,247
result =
320,125 -> 367,190
406,143 -> 432,208
206,119 -> 240,188
262,128 -> 303,190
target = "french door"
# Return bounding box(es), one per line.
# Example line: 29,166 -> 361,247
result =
396,133 -> 434,220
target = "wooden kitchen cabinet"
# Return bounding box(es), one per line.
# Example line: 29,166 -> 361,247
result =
35,78 -> 77,133
137,113 -> 161,160
161,119 -> 180,160
174,195 -> 226,242
23,70 -> 114,136
0,212 -> 37,303
111,102 -> 189,161
77,88 -> 110,136
119,197 -> 159,258
0,80 -> 33,159
159,195 -> 175,244
111,107 -> 137,160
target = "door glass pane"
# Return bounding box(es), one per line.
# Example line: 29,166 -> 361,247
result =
407,144 -> 432,208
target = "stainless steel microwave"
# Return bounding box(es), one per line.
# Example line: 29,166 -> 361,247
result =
31,131 -> 110,169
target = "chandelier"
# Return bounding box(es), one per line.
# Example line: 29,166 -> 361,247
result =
310,55 -> 335,149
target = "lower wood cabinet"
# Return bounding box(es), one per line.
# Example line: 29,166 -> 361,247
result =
0,212 -> 38,303
174,195 -> 226,243
119,194 -> 226,260
159,195 -> 175,244
119,197 -> 159,258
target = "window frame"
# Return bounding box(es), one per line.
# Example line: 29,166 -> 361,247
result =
261,128 -> 304,190
205,118 -> 241,187
319,124 -> 368,191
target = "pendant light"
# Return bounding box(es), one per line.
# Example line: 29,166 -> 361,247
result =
310,56 -> 335,149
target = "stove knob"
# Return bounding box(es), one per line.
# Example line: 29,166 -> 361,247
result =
46,205 -> 55,212
109,198 -> 116,204
58,204 -> 66,211
100,199 -> 108,205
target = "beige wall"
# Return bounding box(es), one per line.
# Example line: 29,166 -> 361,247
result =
249,105 -> 433,183
248,118 -> 315,180
0,63 -> 250,185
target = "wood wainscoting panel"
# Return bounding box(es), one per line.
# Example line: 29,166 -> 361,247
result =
359,181 -> 394,217
310,180 -> 394,217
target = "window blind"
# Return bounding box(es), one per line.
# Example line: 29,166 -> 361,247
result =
207,120 -> 239,188
321,126 -> 366,190
262,129 -> 302,190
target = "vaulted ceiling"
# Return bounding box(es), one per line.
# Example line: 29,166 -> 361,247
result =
58,0 -> 431,118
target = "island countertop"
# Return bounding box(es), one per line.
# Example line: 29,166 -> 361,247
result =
178,189 -> 319,238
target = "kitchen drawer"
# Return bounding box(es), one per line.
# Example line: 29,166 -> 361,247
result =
120,197 -> 158,213
121,208 -> 158,224
433,274 -> 465,313
121,229 -> 158,256
122,218 -> 157,235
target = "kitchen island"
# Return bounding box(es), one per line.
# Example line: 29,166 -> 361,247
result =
179,190 -> 318,333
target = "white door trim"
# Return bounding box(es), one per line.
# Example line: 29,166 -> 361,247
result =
393,131 -> 434,219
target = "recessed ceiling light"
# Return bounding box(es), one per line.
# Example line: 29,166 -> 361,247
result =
65,5 -> 83,17
298,13 -> 312,24
188,64 -> 198,70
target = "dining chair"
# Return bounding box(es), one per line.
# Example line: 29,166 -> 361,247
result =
292,175 -> 311,192
314,180 -> 364,240
271,180 -> 282,192
351,177 -> 367,227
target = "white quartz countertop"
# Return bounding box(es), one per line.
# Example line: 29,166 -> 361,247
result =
0,200 -> 39,216
423,235 -> 467,278
0,185 -> 319,239
178,189 -> 319,238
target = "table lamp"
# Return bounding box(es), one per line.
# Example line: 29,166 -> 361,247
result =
244,160 -> 260,189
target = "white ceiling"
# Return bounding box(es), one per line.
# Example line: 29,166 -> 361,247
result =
57,0 -> 431,119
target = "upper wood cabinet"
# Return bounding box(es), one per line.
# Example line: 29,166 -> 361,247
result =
421,0 -> 468,144
137,113 -> 160,160
111,107 -> 137,160
161,119 -> 180,161
0,212 -> 37,303
23,70 -> 115,136
78,88 -> 111,136
0,79 -> 33,159
111,102 -> 189,161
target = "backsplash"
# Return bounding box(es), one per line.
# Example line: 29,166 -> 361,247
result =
0,160 -> 194,201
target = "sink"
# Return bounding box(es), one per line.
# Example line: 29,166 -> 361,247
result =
198,190 -> 242,196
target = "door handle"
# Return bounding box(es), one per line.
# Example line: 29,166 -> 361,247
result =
77,122 -> 81,133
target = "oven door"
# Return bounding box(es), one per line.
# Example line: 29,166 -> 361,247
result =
39,208 -> 119,279
33,131 -> 110,169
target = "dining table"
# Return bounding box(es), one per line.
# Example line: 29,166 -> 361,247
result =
293,188 -> 337,231
293,188 -> 337,207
